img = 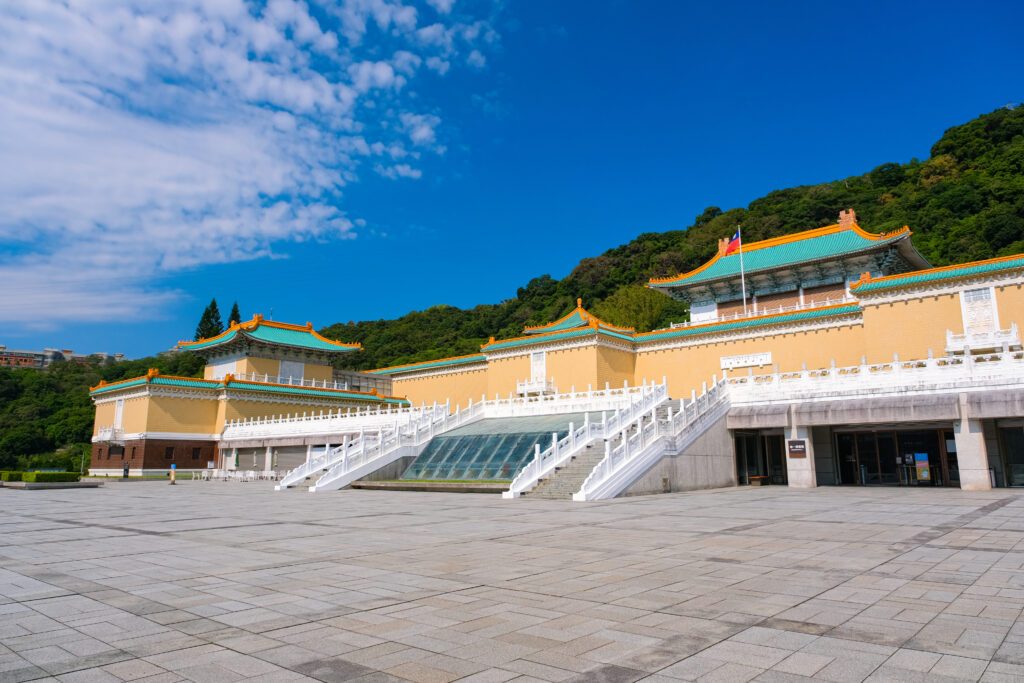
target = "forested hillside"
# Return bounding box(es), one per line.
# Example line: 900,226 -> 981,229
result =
323,105 -> 1024,370
2,105 -> 1022,468
0,352 -> 203,471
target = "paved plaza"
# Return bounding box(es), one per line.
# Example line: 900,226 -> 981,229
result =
2,484 -> 1024,682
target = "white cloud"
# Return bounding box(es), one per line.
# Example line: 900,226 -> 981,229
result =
375,163 -> 423,179
399,112 -> 442,147
426,0 -> 456,14
426,56 -> 451,75
467,49 -> 486,68
0,0 -> 499,326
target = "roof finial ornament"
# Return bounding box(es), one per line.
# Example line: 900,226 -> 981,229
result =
577,298 -> 582,308
839,208 -> 857,230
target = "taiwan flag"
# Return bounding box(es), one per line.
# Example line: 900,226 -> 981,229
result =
724,228 -> 741,255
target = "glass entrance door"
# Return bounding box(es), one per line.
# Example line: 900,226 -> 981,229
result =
836,429 -> 948,486
735,433 -> 763,485
764,435 -> 787,485
1002,427 -> 1024,486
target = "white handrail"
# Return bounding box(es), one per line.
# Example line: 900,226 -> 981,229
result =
727,350 -> 1024,404
233,382 -> 660,443
310,400 -> 488,492
574,376 -> 729,501
504,383 -> 669,498
231,372 -> 351,390
670,295 -> 857,329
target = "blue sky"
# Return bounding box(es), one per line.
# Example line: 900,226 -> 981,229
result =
1,0 -> 1022,358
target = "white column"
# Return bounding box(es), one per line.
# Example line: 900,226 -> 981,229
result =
264,446 -> 273,472
786,424 -> 817,489
955,395 -> 991,490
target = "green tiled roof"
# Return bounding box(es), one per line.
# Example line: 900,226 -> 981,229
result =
635,304 -> 862,343
180,320 -> 358,353
525,310 -> 588,334
484,326 -> 634,352
90,376 -> 219,395
228,381 -> 408,404
247,325 -> 357,352
371,354 -> 487,375
179,329 -> 239,350
650,228 -> 911,289
852,255 -> 1024,293
90,375 -> 406,404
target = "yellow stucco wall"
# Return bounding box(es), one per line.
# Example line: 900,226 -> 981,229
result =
635,321 -> 866,399
598,346 -> 637,388
93,402 -> 115,435
486,355 -> 531,398
860,292 -> 962,363
996,281 -> 1024,329
238,356 -> 279,377
391,367 -> 489,411
122,397 -> 150,433
145,396 -> 220,434
304,363 -> 334,382
546,346 -> 599,392
221,398 -> 372,424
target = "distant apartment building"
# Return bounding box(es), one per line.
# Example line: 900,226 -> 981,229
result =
0,346 -> 124,369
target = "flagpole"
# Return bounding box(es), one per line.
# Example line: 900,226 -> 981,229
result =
738,226 -> 748,315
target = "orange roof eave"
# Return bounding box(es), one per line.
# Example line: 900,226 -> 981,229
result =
368,351 -> 488,374
851,250 -> 1022,291
178,314 -> 361,350
648,222 -> 912,287
637,301 -> 860,340
522,299 -> 634,335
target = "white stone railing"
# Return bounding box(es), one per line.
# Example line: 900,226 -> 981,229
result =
275,403 -> 460,489
945,323 -> 1020,353
574,376 -> 729,501
504,383 -> 669,498
309,401 -> 487,492
273,381 -> 665,492
231,372 -> 351,390
670,295 -> 857,329
225,402 -> 443,441
94,425 -> 124,443
727,350 -> 1024,405
244,382 -> 658,444
516,378 -> 556,395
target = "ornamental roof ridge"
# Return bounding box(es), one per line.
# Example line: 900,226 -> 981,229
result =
851,251 -> 1024,293
177,314 -> 361,353
522,298 -> 635,335
368,352 -> 489,375
648,212 -> 914,289
90,371 -> 222,394
634,302 -> 862,344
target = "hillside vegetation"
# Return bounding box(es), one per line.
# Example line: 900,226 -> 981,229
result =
323,105 -> 1024,370
2,105 -> 1022,468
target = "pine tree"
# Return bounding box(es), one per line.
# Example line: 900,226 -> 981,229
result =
194,298 -> 224,341
228,301 -> 241,326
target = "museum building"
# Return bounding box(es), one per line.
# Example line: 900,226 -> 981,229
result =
90,211 -> 1024,496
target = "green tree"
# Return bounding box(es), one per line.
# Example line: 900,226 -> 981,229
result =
229,301 -> 242,326
591,285 -> 670,332
195,298 -> 224,341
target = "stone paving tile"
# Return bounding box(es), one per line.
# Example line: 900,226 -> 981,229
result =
3,484 -> 1024,682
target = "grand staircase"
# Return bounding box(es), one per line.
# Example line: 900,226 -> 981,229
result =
523,443 -> 607,499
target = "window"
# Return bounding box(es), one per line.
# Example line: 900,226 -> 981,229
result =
130,447 -> 136,460
98,448 -> 103,460
279,359 -> 304,381
192,447 -> 201,460
530,352 -> 546,382
961,287 -> 998,335
164,446 -> 174,460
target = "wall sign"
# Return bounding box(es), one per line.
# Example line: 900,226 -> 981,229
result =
721,351 -> 772,370
787,439 -> 807,458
